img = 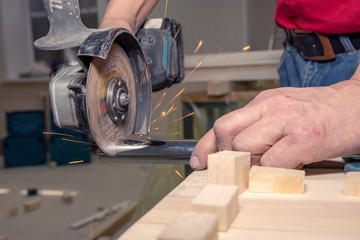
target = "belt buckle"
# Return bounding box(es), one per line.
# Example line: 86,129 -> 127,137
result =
293,30 -> 336,61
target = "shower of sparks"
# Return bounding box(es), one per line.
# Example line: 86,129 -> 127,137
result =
152,105 -> 178,124
174,170 -> 184,179
183,61 -> 202,82
242,45 -> 251,51
62,138 -> 96,145
161,0 -> 169,40
43,131 -> 74,138
68,160 -> 84,164
194,40 -> 203,53
170,25 -> 182,47
152,91 -> 167,113
167,112 -> 195,126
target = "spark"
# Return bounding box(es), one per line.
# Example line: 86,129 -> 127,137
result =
43,131 -> 74,138
152,91 -> 167,113
243,45 -> 251,51
170,26 -> 182,47
174,170 -> 184,179
61,138 -> 96,145
165,88 -> 185,108
194,40 -> 203,53
144,64 -> 150,83
68,160 -> 84,164
183,61 -> 202,82
168,131 -> 181,136
167,112 -> 195,126
152,127 -> 159,131
152,88 -> 185,124
71,129 -> 87,134
152,105 -> 178,124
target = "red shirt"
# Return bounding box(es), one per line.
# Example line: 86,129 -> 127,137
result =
275,0 -> 360,34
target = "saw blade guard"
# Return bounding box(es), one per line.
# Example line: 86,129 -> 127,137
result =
78,28 -> 152,156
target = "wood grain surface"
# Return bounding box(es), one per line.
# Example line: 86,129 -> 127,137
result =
118,168 -> 360,240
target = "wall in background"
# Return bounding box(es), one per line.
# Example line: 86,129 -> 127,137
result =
149,0 -> 282,54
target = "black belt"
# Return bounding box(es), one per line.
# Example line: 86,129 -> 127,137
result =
285,29 -> 360,61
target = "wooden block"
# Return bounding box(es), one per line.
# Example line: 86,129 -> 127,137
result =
191,184 -> 239,231
48,161 -> 57,168
62,190 -> 73,204
208,151 -> 250,193
8,206 -> 18,217
207,82 -> 234,96
24,198 -> 41,212
248,165 -> 305,194
344,171 -> 360,197
158,211 -> 218,240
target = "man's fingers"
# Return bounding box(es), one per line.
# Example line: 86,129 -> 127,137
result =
213,106 -> 262,151
190,129 -> 217,170
231,117 -> 284,165
260,135 -> 310,169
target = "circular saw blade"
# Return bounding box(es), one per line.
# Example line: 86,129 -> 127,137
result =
87,44 -> 137,156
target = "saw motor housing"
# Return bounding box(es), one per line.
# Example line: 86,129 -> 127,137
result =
47,18 -> 184,136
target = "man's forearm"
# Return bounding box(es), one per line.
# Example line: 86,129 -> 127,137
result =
99,0 -> 159,33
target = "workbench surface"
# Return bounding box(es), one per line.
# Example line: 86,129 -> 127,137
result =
118,168 -> 360,240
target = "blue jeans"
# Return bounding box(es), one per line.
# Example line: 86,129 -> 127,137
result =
278,36 -> 360,87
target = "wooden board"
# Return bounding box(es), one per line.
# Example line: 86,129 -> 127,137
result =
184,50 -> 282,82
118,168 -> 360,240
158,211 -> 218,240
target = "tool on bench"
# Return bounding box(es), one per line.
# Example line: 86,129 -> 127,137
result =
35,0 -> 197,163
342,156 -> 360,172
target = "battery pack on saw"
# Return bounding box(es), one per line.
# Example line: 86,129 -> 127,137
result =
137,18 -> 184,91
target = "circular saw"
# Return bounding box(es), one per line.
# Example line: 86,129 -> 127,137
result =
86,44 -> 138,155
77,28 -> 153,156
33,0 -> 189,158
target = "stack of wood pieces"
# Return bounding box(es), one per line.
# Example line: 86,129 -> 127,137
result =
157,150 -> 309,240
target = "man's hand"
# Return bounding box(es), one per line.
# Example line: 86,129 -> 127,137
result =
190,77 -> 360,170
99,0 -> 158,33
